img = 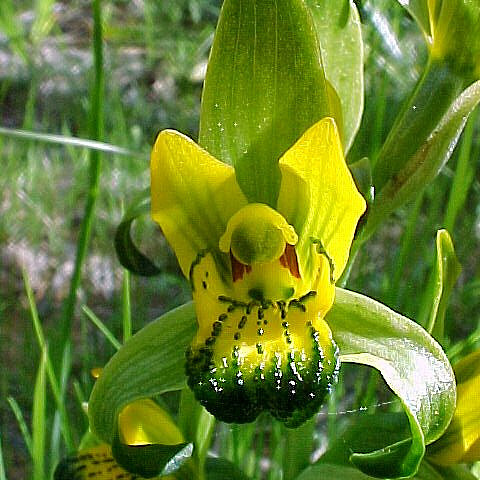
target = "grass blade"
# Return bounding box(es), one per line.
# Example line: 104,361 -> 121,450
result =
32,349 -> 47,480
0,434 -> 7,480
0,126 -> 140,156
82,305 -> 121,351
7,397 -> 33,458
22,270 -> 74,450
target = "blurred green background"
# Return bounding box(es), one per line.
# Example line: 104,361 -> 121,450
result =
1,0 -> 479,478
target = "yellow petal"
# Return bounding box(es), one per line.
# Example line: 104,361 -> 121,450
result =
277,117 -> 366,284
151,130 -> 247,277
118,398 -> 184,446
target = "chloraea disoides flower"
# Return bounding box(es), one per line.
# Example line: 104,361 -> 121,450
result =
151,117 -> 366,427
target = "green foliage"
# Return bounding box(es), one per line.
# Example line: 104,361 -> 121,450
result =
327,288 -> 456,477
88,303 -> 196,444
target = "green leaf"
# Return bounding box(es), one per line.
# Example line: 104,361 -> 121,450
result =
365,75 -> 480,239
305,0 -> 364,152
326,288 -> 456,478
316,414 -> 473,479
88,302 -> 197,443
427,230 -> 461,341
112,435 -> 193,479
114,188 -> 161,276
199,0 -> 333,207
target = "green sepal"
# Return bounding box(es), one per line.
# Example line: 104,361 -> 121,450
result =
199,0 -> 334,206
111,431 -> 193,479
88,302 -> 197,443
365,75 -> 480,239
326,288 -> 456,478
427,230 -> 461,341
114,188 -> 161,276
305,0 -> 364,152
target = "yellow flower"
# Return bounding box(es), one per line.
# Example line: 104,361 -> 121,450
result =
54,399 -> 185,479
428,349 -> 480,465
151,117 -> 366,427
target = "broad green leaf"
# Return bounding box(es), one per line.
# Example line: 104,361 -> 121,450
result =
326,288 -> 456,478
306,0 -> 364,152
114,189 -> 161,276
366,76 -> 480,239
89,302 -> 197,443
427,230 -> 461,341
199,0 -> 333,207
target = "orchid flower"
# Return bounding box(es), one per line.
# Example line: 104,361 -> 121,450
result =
151,117 -> 366,427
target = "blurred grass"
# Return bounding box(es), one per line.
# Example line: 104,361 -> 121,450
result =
1,0 -> 480,479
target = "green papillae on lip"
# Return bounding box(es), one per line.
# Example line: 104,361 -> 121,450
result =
186,297 -> 339,428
